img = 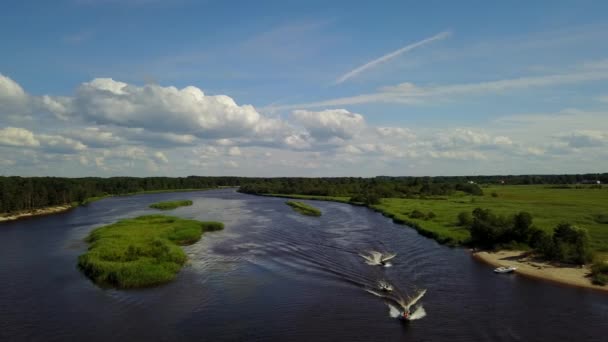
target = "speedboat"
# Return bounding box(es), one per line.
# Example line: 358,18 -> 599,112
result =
494,266 -> 517,273
377,281 -> 393,292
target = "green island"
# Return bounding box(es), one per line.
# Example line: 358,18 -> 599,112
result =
78,215 -> 224,288
149,200 -> 193,210
286,200 -> 322,216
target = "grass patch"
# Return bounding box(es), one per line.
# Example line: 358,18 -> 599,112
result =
286,200 -> 322,216
78,215 -> 224,288
149,200 -> 193,210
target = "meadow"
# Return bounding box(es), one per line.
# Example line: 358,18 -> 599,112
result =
78,215 -> 223,288
275,185 -> 608,254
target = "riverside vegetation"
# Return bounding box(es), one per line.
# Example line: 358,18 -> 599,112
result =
239,180 -> 608,286
150,200 -> 193,210
78,215 -> 224,288
286,201 -> 322,216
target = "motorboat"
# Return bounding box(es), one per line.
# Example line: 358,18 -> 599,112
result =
377,280 -> 393,292
494,266 -> 517,273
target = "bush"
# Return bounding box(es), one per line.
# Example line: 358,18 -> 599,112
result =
536,223 -> 594,265
457,211 -> 473,226
426,211 -> 436,220
409,210 -> 426,219
491,192 -> 498,197
591,273 -> 607,286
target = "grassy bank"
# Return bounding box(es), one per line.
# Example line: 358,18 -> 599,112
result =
149,200 -> 193,210
78,215 -> 224,288
286,201 -> 322,216
271,185 -> 608,253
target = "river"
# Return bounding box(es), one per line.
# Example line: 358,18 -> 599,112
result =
0,189 -> 606,341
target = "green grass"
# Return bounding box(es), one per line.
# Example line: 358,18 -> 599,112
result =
272,185 -> 608,254
78,215 -> 224,288
149,200 -> 193,210
286,200 -> 322,216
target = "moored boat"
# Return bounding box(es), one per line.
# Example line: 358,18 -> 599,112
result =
494,266 -> 517,273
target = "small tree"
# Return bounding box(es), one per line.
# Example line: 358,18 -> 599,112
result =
457,211 -> 473,226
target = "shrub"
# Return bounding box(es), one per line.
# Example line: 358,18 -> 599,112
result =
426,211 -> 436,220
457,211 -> 473,226
591,273 -> 607,286
491,192 -> 498,197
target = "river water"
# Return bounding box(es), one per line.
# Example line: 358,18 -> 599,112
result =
0,189 -> 606,341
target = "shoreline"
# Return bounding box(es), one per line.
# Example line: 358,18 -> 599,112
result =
472,250 -> 608,293
0,188 -> 222,224
0,205 -> 74,223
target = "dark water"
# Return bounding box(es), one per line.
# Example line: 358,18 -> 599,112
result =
0,189 -> 606,341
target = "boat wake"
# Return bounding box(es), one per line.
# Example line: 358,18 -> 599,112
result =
359,251 -> 396,267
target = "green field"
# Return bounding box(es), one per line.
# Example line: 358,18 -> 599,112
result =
275,185 -> 608,254
149,200 -> 193,210
78,215 -> 224,288
286,200 -> 322,216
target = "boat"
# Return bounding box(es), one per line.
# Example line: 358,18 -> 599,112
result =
377,280 -> 393,292
494,266 -> 517,273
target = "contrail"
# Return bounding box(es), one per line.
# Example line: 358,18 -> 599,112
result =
334,30 -> 451,84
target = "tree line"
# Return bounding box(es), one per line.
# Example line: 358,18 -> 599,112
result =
1,173 -> 606,214
0,176 -> 250,213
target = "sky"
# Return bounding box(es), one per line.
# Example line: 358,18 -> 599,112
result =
1,0 -> 608,177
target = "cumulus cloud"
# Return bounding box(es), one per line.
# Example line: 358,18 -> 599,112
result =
292,109 -> 365,140
64,78 -> 273,139
38,135 -> 87,153
0,74 -> 28,112
434,129 -> 513,150
0,127 -> 40,147
375,127 -> 416,140
65,127 -> 123,147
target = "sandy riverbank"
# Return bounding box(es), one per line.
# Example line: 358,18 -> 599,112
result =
473,250 -> 608,292
0,205 -> 73,223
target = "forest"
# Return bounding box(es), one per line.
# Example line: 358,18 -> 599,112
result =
1,173 -> 606,214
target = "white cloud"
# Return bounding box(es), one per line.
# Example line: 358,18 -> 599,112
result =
38,135 -> 87,153
0,127 -> 40,147
228,146 -> 241,156
375,127 -> 416,140
0,74 -> 28,111
292,109 -> 365,140
66,127 -> 123,147
335,31 -> 451,84
429,150 -> 487,160
154,151 -> 168,163
61,78 -> 276,139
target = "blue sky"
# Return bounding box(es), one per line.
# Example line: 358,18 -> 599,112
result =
1,0 -> 608,176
